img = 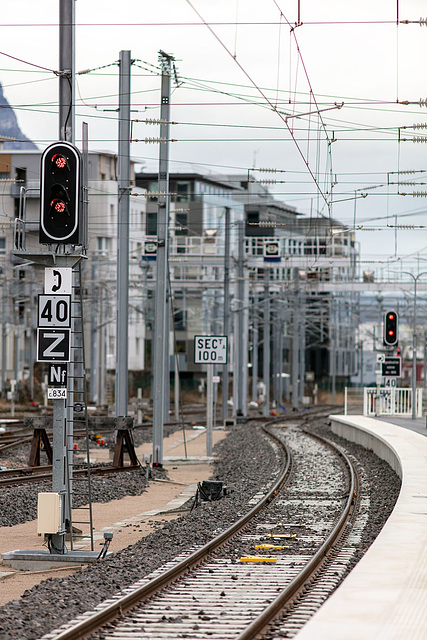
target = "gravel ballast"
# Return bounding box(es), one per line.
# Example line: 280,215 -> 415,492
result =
0,416 -> 401,640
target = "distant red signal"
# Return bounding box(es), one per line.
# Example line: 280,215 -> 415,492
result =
384,310 -> 398,346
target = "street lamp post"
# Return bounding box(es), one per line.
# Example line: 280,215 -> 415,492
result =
402,271 -> 427,419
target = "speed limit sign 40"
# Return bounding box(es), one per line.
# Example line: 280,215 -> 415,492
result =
38,295 -> 71,328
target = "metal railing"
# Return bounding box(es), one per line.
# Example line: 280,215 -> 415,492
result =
360,387 -> 423,417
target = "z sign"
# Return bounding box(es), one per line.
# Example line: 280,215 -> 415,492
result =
37,329 -> 70,362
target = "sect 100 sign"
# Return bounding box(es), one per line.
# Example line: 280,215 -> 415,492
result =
194,336 -> 228,364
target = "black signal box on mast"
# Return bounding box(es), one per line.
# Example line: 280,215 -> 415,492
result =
383,310 -> 398,347
39,141 -> 81,245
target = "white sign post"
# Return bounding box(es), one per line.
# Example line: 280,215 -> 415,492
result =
194,336 -> 228,457
206,365 -> 213,457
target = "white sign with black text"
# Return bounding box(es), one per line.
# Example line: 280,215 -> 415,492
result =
47,387 -> 67,400
38,295 -> 71,328
194,336 -> 228,364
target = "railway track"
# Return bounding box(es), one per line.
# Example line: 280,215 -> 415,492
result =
40,418 -> 359,640
0,462 -> 141,487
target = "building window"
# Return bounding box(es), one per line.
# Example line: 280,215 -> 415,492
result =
148,180 -> 159,202
173,309 -> 187,331
15,167 -> 26,184
0,238 -> 6,254
176,182 -> 190,202
146,212 -> 157,236
173,291 -> 186,330
175,212 -> 188,235
247,211 -> 259,225
97,237 -> 111,254
176,340 -> 186,353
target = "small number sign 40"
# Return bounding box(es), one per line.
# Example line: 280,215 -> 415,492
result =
38,295 -> 71,328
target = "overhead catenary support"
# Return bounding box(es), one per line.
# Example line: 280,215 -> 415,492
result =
272,300 -> 280,407
59,0 -> 75,143
50,0 -> 76,554
28,268 -> 36,401
152,51 -> 173,466
292,268 -> 299,411
331,299 -> 336,404
90,256 -> 98,404
99,283 -> 107,406
278,300 -> 284,406
251,293 -> 259,403
115,50 -> 132,417
222,206 -> 230,420
263,268 -> 271,417
299,291 -> 306,405
236,220 -> 248,416
1,279 -> 6,398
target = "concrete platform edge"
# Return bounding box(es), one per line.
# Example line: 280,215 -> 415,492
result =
295,414 -> 427,640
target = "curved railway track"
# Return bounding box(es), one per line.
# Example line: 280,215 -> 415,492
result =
40,419 -> 359,640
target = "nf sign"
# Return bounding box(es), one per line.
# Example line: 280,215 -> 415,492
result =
194,336 -> 228,364
48,363 -> 67,387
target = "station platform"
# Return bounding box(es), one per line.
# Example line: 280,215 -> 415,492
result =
377,414 -> 427,436
295,413 -> 427,640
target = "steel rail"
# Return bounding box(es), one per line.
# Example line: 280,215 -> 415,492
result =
0,464 -> 140,487
43,421 -> 292,640
0,435 -> 33,452
0,464 -> 52,477
235,429 -> 358,640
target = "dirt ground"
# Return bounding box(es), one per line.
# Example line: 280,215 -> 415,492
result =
0,427 -> 226,606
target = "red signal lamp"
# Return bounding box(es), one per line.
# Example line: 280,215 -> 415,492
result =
384,310 -> 398,346
50,198 -> 67,214
51,153 -> 68,170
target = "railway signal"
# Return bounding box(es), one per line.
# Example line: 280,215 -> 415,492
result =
383,310 -> 398,347
39,141 -> 81,244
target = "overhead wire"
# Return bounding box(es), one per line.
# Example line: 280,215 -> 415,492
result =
183,0 -> 331,208
0,13 -> 422,258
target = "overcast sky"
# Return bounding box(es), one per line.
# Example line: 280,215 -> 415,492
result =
1,1 -> 427,273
